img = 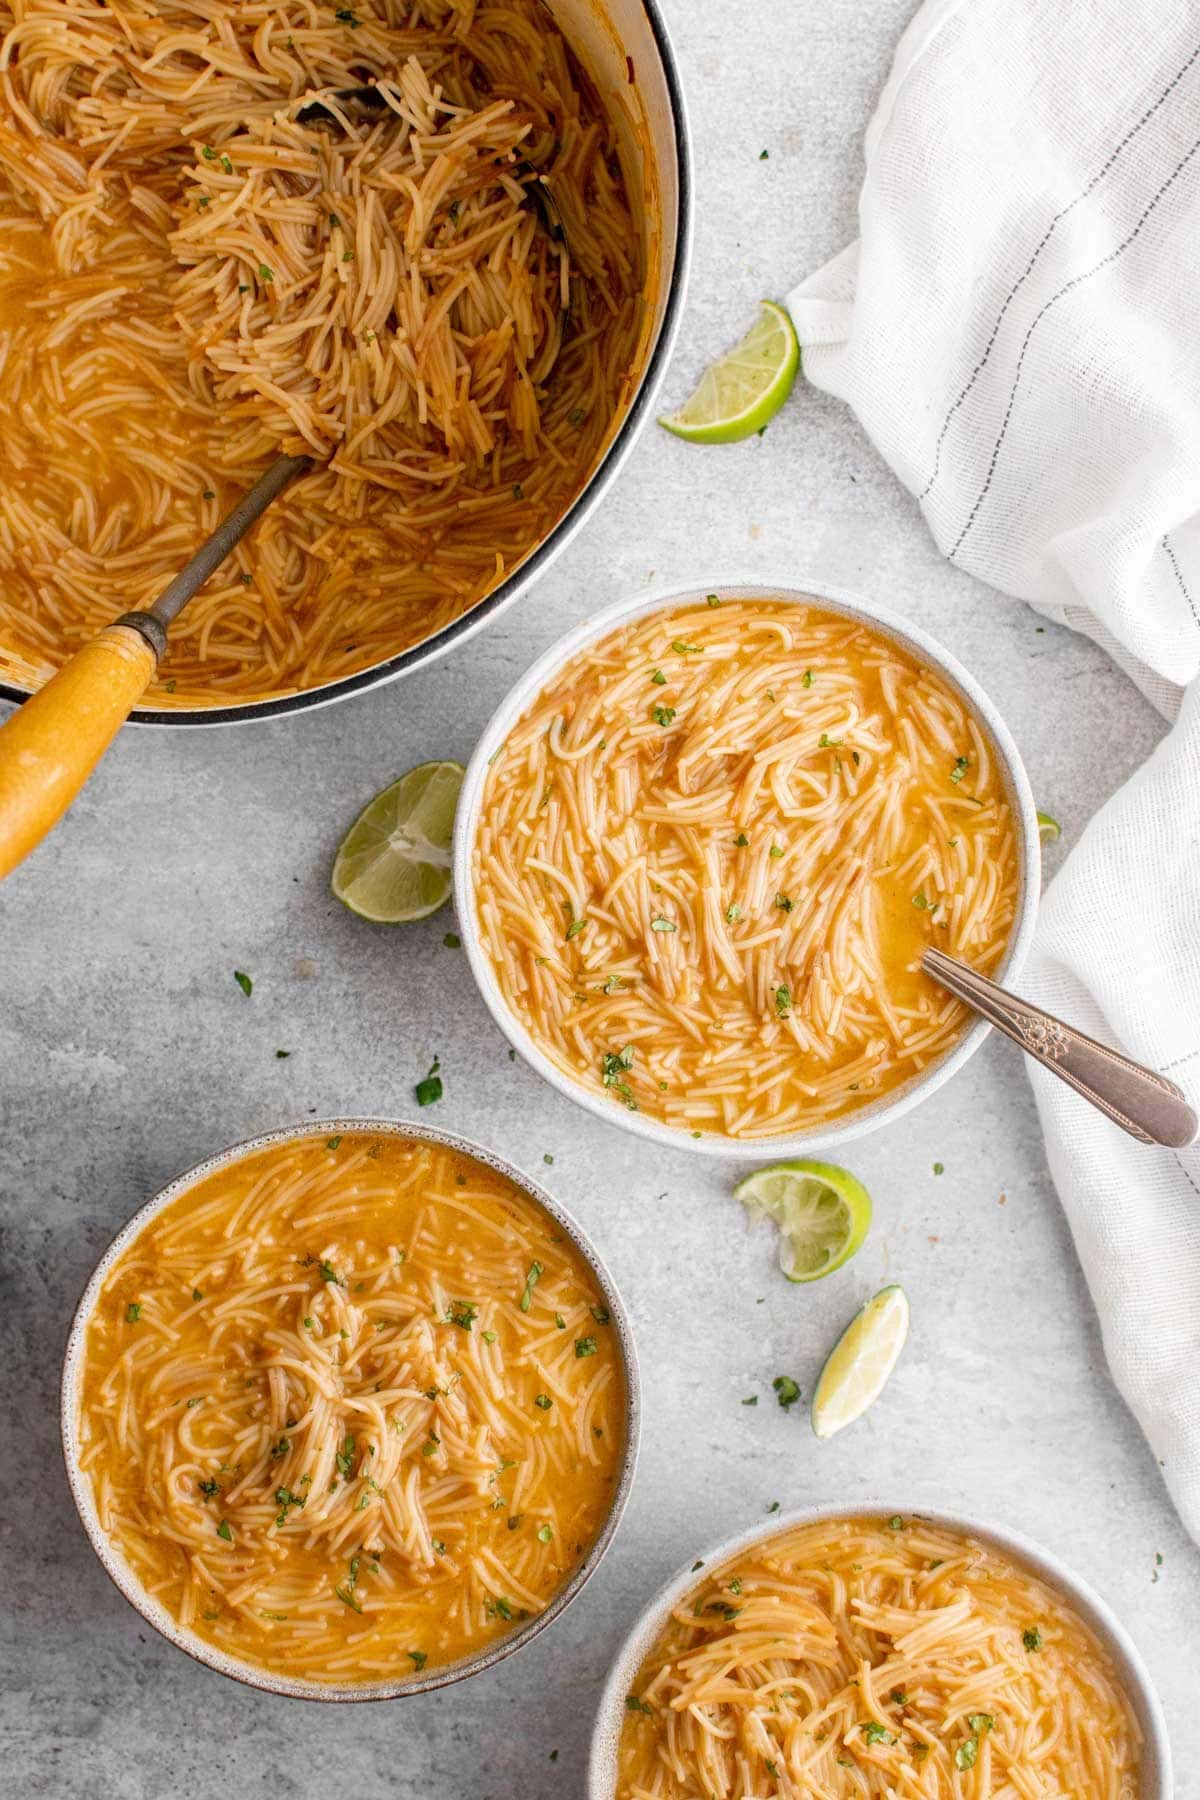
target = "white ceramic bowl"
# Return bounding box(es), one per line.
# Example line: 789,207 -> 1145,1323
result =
588,1502 -> 1171,1798
61,1118 -> 641,1702
453,578 -> 1041,1159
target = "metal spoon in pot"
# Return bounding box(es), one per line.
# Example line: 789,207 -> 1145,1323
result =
923,945 -> 1198,1147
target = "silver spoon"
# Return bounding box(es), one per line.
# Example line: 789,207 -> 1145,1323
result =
922,946 -> 1198,1148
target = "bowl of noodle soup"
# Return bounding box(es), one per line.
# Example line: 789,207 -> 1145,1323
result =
0,0 -> 689,721
61,1118 -> 639,1699
455,580 -> 1040,1156
589,1504 -> 1169,1799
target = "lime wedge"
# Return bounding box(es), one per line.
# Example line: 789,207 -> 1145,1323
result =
812,1285 -> 909,1440
1036,810 -> 1061,842
659,300 -> 800,444
331,761 -> 464,924
735,1159 -> 871,1283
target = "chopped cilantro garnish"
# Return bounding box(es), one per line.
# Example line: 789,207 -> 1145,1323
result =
819,732 -> 842,748
650,669 -> 667,685
125,1302 -> 142,1323
443,931 -> 461,948
233,970 -> 252,996
650,916 -> 677,933
415,1055 -> 442,1106
775,985 -> 791,1016
408,1649 -> 427,1670
216,1519 -> 233,1542
626,1694 -> 653,1716
772,1374 -> 800,1410
600,1044 -> 637,1109
519,1261 -> 543,1313
863,1722 -> 895,1745
775,894 -> 793,911
446,1300 -> 478,1331
574,1336 -> 597,1358
956,1738 -> 979,1771
650,703 -> 676,727
534,1393 -> 553,1410
1022,1625 -> 1043,1651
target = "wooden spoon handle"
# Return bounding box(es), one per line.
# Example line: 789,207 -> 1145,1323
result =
0,621 -> 159,880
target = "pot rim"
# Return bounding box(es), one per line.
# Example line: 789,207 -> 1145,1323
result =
60,1116 -> 642,1702
452,574 -> 1042,1159
0,0 -> 692,729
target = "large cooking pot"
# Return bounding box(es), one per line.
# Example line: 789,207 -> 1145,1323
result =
0,0 -> 690,728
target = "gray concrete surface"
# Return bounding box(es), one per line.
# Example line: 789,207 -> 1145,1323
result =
2,1 -> 1197,1794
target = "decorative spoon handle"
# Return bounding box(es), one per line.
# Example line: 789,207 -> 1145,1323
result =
922,946 -> 1199,1148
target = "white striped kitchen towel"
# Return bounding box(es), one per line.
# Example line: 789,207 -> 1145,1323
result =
788,0 -> 1200,1542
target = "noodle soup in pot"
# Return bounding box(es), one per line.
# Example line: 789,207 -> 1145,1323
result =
0,0 -> 687,716
458,583 -> 1039,1154
62,1121 -> 637,1698
592,1509 -> 1165,1800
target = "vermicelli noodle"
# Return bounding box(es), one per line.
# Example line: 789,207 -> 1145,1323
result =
473,597 -> 1020,1138
616,1515 -> 1141,1799
76,1130 -> 625,1683
0,0 -> 646,706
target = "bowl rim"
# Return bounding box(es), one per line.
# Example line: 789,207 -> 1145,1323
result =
586,1500 -> 1172,1799
452,575 -> 1042,1159
0,0 -> 693,730
59,1116 -> 642,1702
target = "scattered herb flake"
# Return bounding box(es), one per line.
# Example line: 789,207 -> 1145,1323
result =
415,1056 -> 442,1107
519,1261 -> 543,1313
772,1374 -> 800,1410
233,970 -> 253,996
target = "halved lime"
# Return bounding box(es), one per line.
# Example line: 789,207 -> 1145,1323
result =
1036,810 -> 1061,842
811,1285 -> 909,1440
659,300 -> 800,444
735,1159 -> 871,1283
331,761 -> 464,924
